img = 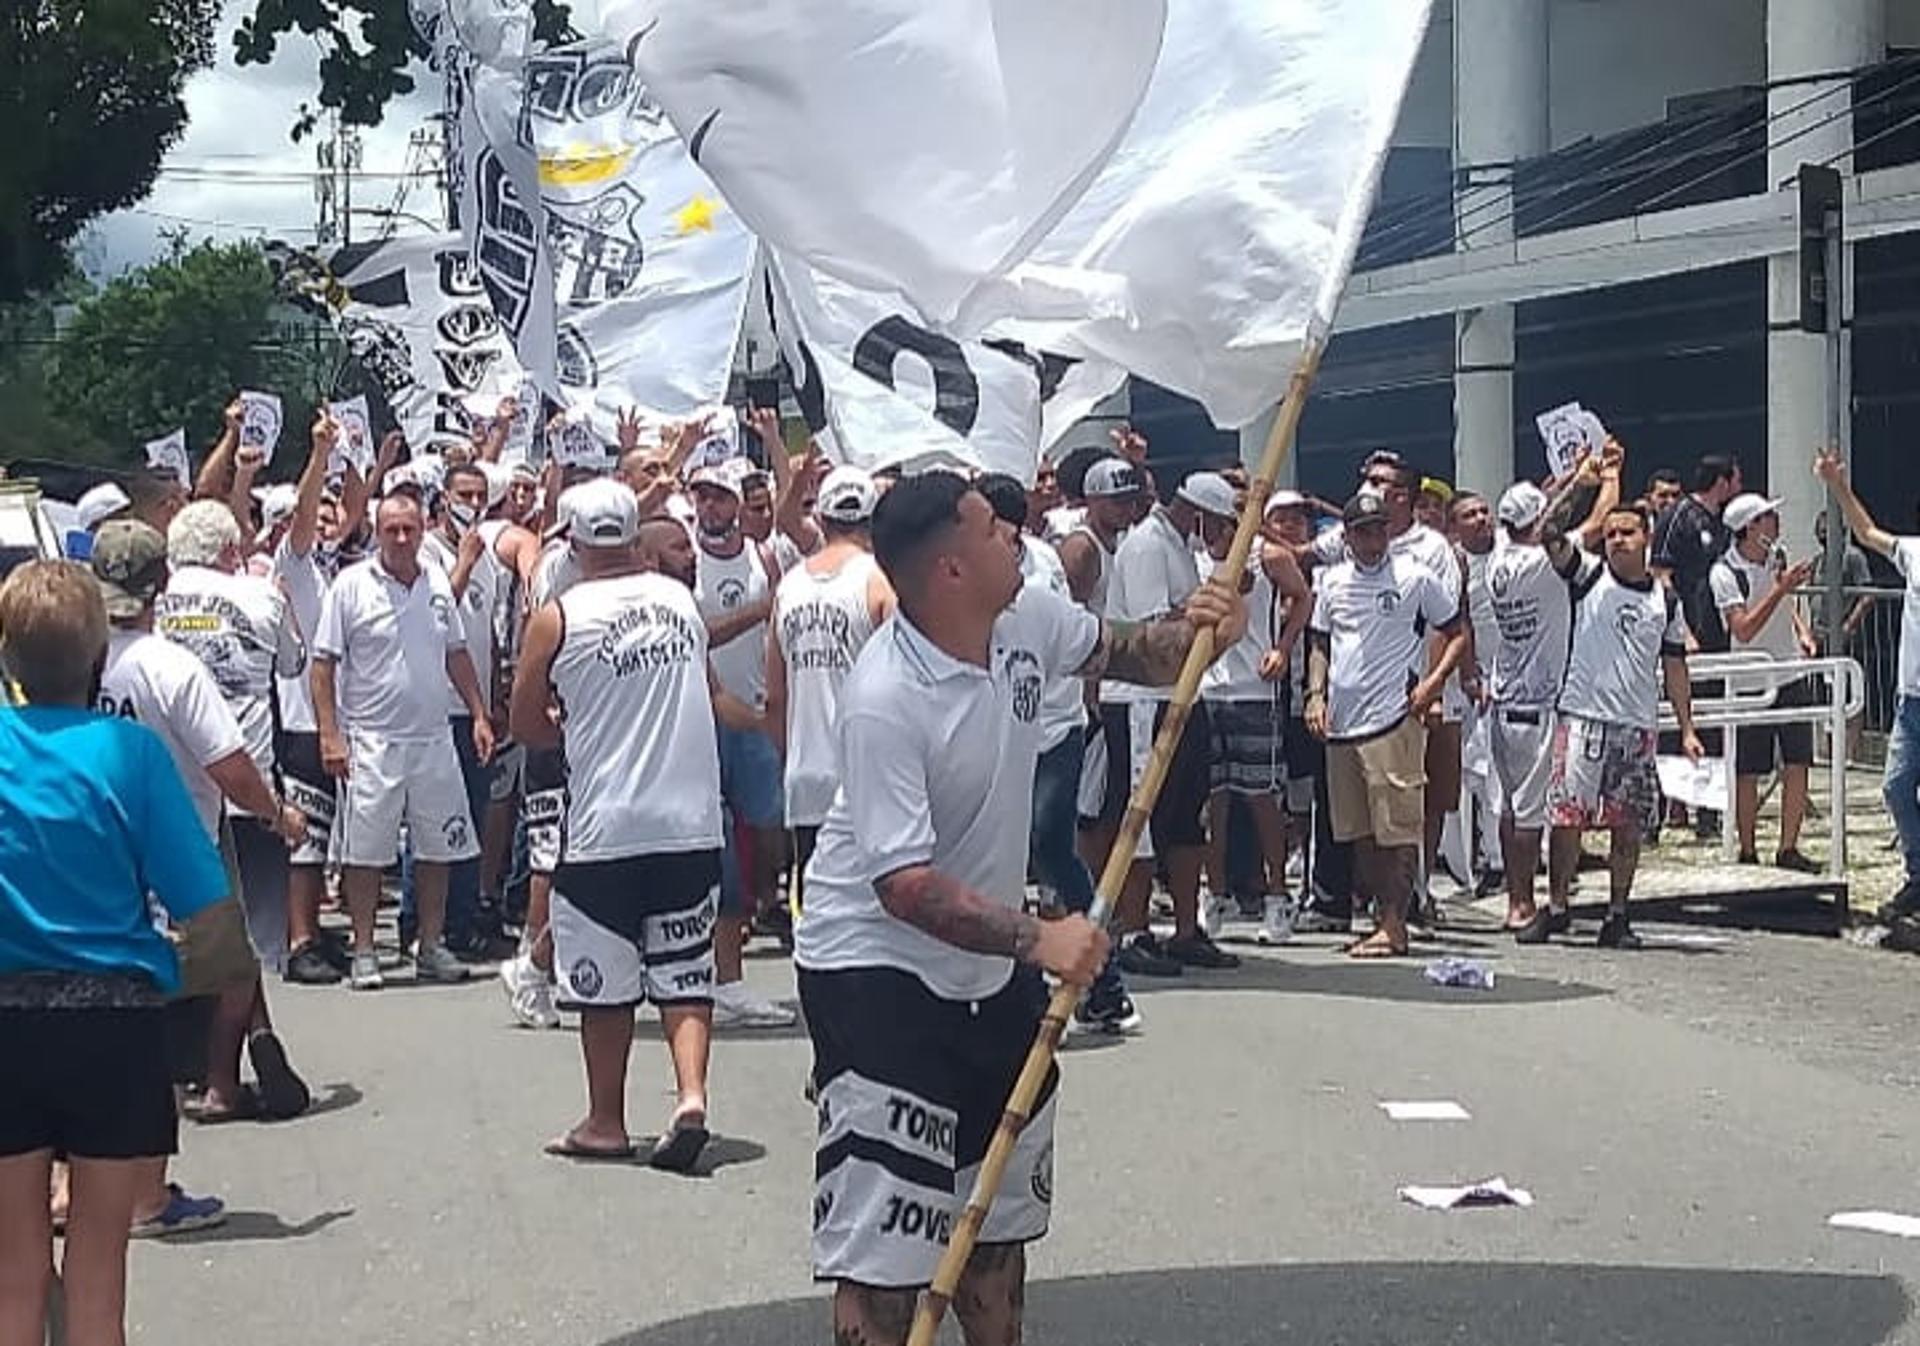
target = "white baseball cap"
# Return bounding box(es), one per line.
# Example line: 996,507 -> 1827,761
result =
1176,470 -> 1238,520
477,460 -> 512,510
1497,481 -> 1550,532
1083,458 -> 1144,499
560,477 -> 638,548
1722,492 -> 1785,534
817,466 -> 878,524
688,461 -> 744,499
252,483 -> 301,540
75,482 -> 133,532
1264,489 -> 1309,516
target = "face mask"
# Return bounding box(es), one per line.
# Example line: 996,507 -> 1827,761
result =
449,502 -> 480,531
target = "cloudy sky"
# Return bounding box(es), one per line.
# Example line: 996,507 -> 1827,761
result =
83,12 -> 447,278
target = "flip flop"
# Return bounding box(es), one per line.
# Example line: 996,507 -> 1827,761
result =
648,1108 -> 709,1174
248,1030 -> 312,1120
543,1134 -> 635,1163
187,1086 -> 261,1125
1346,936 -> 1408,960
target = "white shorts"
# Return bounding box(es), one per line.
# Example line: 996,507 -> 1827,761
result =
550,851 -> 720,1009
1492,710 -> 1555,831
337,731 -> 480,868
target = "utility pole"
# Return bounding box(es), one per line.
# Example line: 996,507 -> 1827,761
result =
1797,163 -> 1845,659
314,114 -> 364,248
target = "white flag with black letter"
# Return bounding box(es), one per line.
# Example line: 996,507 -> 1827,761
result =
605,0 -> 1168,323
324,233 -> 524,449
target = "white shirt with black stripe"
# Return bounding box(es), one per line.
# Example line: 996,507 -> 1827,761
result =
1557,553 -> 1690,730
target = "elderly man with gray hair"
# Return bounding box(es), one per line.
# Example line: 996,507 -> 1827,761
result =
160,500 -> 308,977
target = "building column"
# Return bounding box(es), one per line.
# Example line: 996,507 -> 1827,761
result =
1451,0 -> 1548,495
1767,0 -> 1882,549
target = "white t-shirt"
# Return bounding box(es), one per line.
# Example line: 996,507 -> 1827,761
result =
1018,535 -> 1089,752
99,629 -> 246,841
272,538 -> 328,733
1896,539 -> 1920,697
1105,506 -> 1199,704
1487,541 -> 1575,711
1309,553 -> 1458,741
774,550 -> 883,827
694,537 -> 775,707
796,584 -> 1101,1002
1044,504 -> 1087,543
157,564 -> 305,807
551,572 -> 724,862
1558,554 -> 1690,730
421,524 -> 504,716
313,557 -> 466,741
1710,546 -> 1800,664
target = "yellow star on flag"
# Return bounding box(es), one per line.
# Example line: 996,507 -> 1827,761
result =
674,194 -> 721,235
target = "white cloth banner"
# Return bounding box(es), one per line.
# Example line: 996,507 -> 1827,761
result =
981,0 -> 1437,428
764,251 -> 1051,484
607,0 -> 1168,324
324,232 -> 524,450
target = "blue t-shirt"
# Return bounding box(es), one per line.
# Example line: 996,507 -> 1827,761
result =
0,705 -> 229,993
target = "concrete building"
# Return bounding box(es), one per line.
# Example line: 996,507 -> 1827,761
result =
1131,0 -> 1920,551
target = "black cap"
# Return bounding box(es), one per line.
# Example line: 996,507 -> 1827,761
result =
1343,491 -> 1390,527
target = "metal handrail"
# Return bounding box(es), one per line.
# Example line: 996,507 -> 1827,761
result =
1655,651 -> 1865,878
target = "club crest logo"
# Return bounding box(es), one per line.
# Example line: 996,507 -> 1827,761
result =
569,956 -> 603,999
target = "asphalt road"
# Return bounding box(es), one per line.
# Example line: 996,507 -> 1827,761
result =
125,911 -> 1920,1345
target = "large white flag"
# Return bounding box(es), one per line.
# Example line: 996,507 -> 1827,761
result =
605,0 -> 1168,324
442,20 -> 752,443
979,0 -> 1436,429
764,251 -> 1054,483
324,233 -> 525,448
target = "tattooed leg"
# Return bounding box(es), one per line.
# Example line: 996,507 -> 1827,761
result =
953,1241 -> 1027,1346
833,1282 -> 917,1346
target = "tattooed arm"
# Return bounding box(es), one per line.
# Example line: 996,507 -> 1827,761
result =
875,867 -> 1107,983
1077,578 -> 1248,686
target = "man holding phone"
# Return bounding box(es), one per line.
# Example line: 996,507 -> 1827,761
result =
1709,494 -> 1820,871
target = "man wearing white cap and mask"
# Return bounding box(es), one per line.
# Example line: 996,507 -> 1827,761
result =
690,459 -> 796,1027
1709,492 -> 1820,872
766,465 -> 894,923
75,482 -> 133,535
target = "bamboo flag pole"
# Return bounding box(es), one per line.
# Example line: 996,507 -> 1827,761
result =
906,333 -> 1329,1346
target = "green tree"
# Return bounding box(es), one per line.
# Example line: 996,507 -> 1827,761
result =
45,238 -> 338,471
0,0 -> 221,299
234,0 -> 574,138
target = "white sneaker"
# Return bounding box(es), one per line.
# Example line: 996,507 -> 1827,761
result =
414,941 -> 471,984
711,982 -> 797,1029
347,951 -> 384,991
1257,894 -> 1295,946
1284,852 -> 1305,886
499,954 -> 561,1029
1200,886 -> 1237,938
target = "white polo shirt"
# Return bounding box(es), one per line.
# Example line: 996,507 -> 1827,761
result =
422,525 -> 504,717
796,583 -> 1101,1002
1558,553 -> 1690,730
313,556 -> 466,741
100,629 -> 246,841
1709,546 -> 1799,663
1309,552 -> 1458,741
157,564 -> 305,806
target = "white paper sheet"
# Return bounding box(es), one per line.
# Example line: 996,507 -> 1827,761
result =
1380,1101 -> 1471,1122
1830,1211 -> 1920,1238
1398,1177 -> 1533,1210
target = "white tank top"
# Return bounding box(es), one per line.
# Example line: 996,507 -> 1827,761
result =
773,551 -> 881,827
1202,557 -> 1281,702
694,537 -> 774,707
551,572 -> 724,863
1069,525 -> 1114,617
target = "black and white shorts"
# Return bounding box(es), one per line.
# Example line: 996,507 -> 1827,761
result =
275,731 -> 336,868
523,748 -> 567,877
550,850 -> 720,1010
799,965 -> 1057,1289
1207,697 -> 1287,796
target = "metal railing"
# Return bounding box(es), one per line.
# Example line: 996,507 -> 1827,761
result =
1657,651 -> 1866,879
1794,586 -> 1903,740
